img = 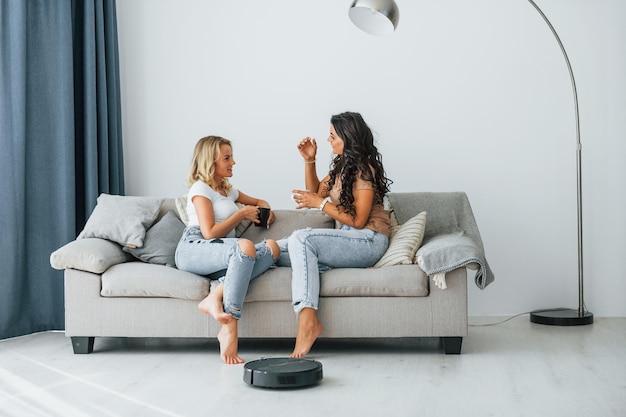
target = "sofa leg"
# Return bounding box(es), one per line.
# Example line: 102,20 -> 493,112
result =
442,337 -> 462,354
71,337 -> 95,354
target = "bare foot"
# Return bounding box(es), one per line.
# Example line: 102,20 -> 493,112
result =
198,285 -> 233,324
290,308 -> 323,358
217,322 -> 244,364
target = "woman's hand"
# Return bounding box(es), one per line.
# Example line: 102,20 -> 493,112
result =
238,204 -> 276,228
291,189 -> 324,210
236,193 -> 275,228
239,204 -> 262,223
297,137 -> 317,162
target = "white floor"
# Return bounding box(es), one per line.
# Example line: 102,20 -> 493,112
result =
0,316 -> 624,417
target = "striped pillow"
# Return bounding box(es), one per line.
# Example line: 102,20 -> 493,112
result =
373,211 -> 427,268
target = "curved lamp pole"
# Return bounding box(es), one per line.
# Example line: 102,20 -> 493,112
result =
349,0 -> 593,325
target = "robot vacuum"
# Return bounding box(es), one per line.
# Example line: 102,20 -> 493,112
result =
243,357 -> 323,388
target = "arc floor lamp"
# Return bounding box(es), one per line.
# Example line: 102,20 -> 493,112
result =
349,0 -> 593,325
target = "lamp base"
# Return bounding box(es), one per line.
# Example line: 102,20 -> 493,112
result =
530,308 -> 593,326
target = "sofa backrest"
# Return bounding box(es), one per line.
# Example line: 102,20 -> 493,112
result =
239,209 -> 335,241
388,192 -> 477,240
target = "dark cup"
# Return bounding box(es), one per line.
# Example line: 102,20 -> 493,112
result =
256,207 -> 271,228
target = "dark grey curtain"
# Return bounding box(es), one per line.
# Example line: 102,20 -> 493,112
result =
0,0 -> 124,340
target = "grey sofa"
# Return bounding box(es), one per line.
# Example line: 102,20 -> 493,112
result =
50,192 -> 494,356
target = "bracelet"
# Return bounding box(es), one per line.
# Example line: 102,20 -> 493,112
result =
304,159 -> 316,164
319,197 -> 330,211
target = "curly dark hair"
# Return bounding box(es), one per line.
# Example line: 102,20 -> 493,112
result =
325,112 -> 392,217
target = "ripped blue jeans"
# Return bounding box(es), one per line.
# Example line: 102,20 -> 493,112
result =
276,225 -> 388,314
175,226 -> 276,319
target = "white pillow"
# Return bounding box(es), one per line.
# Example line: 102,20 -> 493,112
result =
174,195 -> 189,225
77,193 -> 163,248
373,211 -> 427,268
384,195 -> 399,228
50,238 -> 133,273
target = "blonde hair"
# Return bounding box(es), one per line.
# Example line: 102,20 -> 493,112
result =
186,135 -> 233,193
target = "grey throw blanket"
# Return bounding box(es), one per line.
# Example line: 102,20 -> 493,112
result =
388,192 -> 494,289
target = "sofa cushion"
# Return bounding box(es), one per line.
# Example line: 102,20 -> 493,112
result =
100,263 -> 429,301
373,211 -> 427,268
321,265 -> 429,297
50,238 -> 134,274
101,262 -> 210,300
244,264 -> 429,302
77,193 -> 163,248
123,210 -> 184,268
240,209 -> 335,242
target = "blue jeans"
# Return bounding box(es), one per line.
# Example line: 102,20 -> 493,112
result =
175,226 -> 275,319
277,225 -> 388,314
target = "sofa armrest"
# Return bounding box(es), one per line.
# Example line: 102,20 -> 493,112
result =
50,238 -> 134,274
428,266 -> 468,337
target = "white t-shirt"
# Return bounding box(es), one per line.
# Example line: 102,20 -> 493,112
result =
187,181 -> 240,238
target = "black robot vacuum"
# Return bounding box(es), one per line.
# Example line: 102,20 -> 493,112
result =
243,357 -> 323,388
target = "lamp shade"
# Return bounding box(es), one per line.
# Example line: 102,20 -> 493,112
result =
349,0 -> 399,36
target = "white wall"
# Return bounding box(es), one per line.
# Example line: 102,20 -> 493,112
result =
116,0 -> 626,317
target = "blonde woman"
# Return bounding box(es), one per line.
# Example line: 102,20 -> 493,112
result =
175,136 -> 279,364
